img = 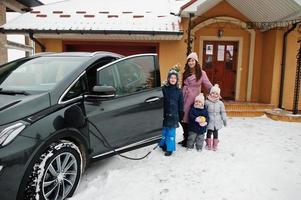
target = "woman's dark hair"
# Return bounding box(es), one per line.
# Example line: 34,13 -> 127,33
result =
182,59 -> 202,87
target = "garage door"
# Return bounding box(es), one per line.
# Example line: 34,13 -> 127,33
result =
64,42 -> 158,56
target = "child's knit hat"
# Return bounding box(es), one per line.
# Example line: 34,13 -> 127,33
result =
187,52 -> 199,62
210,84 -> 221,95
167,68 -> 179,85
195,93 -> 205,104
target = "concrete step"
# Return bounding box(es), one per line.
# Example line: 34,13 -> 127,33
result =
224,101 -> 275,117
265,109 -> 301,122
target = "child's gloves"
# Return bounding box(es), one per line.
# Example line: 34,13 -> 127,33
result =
223,120 -> 227,127
199,121 -> 207,127
195,116 -> 206,123
196,116 -> 207,127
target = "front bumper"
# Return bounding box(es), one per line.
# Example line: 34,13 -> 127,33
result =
0,135 -> 37,200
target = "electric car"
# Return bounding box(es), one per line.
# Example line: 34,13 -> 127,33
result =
0,52 -> 163,200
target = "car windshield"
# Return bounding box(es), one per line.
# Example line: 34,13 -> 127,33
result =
0,56 -> 89,92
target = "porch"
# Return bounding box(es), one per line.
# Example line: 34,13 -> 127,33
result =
225,101 -> 301,122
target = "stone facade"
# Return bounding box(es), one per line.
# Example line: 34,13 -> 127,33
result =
0,3 -> 7,65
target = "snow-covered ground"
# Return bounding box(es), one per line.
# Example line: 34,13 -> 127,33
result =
70,116 -> 301,200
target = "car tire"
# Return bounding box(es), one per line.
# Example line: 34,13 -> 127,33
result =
23,140 -> 83,200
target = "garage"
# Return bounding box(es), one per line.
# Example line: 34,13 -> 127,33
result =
64,41 -> 159,56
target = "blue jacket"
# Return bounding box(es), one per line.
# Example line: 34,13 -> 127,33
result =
188,106 -> 208,134
162,84 -> 184,128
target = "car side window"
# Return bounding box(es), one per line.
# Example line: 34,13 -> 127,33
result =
86,57 -> 116,91
115,55 -> 156,95
98,65 -> 117,88
62,76 -> 87,102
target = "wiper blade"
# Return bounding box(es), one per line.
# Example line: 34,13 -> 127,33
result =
0,89 -> 30,95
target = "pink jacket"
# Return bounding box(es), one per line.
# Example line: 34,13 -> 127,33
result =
182,71 -> 212,123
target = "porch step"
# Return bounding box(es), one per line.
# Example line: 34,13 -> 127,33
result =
265,109 -> 301,122
224,101 -> 275,117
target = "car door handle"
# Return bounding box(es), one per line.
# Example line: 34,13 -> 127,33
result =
145,97 -> 160,103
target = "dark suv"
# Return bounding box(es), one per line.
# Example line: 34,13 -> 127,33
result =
0,52 -> 163,200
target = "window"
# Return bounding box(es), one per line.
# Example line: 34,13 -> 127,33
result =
0,57 -> 89,91
62,76 -> 87,102
115,55 -> 156,95
98,65 -> 117,88
86,57 -> 116,91
97,55 -> 156,96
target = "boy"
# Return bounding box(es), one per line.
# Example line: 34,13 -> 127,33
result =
159,69 -> 184,156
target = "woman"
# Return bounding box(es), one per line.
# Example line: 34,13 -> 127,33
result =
179,52 -> 213,147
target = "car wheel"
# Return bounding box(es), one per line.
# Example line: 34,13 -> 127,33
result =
23,140 -> 83,200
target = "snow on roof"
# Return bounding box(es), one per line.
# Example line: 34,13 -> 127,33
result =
1,0 -> 189,40
181,0 -> 301,23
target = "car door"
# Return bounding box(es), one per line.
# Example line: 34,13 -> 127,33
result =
84,54 -> 163,157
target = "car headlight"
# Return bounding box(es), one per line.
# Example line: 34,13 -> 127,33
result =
0,122 -> 26,147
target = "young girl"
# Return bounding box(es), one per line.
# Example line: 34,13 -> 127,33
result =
159,69 -> 184,156
180,52 -> 212,147
187,93 -> 208,151
205,84 -> 227,151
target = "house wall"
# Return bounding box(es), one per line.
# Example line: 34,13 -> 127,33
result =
190,0 -> 260,101
259,31 -> 277,103
270,30 -> 284,106
283,28 -> 301,110
193,0 -> 249,25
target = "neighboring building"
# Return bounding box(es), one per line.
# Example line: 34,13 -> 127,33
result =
0,0 -> 300,112
0,0 -> 42,64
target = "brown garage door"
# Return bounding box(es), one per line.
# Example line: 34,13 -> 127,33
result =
64,41 -> 158,56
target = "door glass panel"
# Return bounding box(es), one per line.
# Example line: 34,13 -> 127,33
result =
217,45 -> 225,61
226,45 -> 234,69
115,55 -> 156,95
98,65 -> 117,88
205,55 -> 213,68
204,44 -> 213,68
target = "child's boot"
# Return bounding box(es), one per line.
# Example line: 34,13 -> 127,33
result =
164,151 -> 173,156
213,139 -> 219,151
205,138 -> 213,150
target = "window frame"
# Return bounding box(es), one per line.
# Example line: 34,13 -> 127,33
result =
58,71 -> 87,104
96,54 -> 158,97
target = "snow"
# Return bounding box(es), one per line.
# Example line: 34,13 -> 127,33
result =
2,0 -> 184,34
70,116 -> 301,200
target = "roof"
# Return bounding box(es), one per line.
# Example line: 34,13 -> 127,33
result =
16,0 -> 43,7
181,0 -> 301,22
1,0 -> 187,40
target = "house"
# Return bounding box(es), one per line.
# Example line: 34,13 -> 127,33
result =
0,0 -> 300,114
0,0 -> 42,64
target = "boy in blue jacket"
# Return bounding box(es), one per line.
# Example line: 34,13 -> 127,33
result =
187,93 -> 208,151
159,69 -> 184,156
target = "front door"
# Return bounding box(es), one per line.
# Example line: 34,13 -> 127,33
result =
202,41 -> 238,100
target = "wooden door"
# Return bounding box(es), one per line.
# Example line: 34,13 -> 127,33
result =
202,41 -> 238,100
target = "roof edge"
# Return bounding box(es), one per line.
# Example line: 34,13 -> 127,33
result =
0,29 -> 184,36
180,0 -> 198,11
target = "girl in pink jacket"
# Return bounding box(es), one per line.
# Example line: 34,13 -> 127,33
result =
179,52 -> 212,147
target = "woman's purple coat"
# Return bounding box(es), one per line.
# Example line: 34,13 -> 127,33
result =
182,70 -> 212,123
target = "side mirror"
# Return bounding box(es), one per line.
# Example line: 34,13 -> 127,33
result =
90,85 -> 116,98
